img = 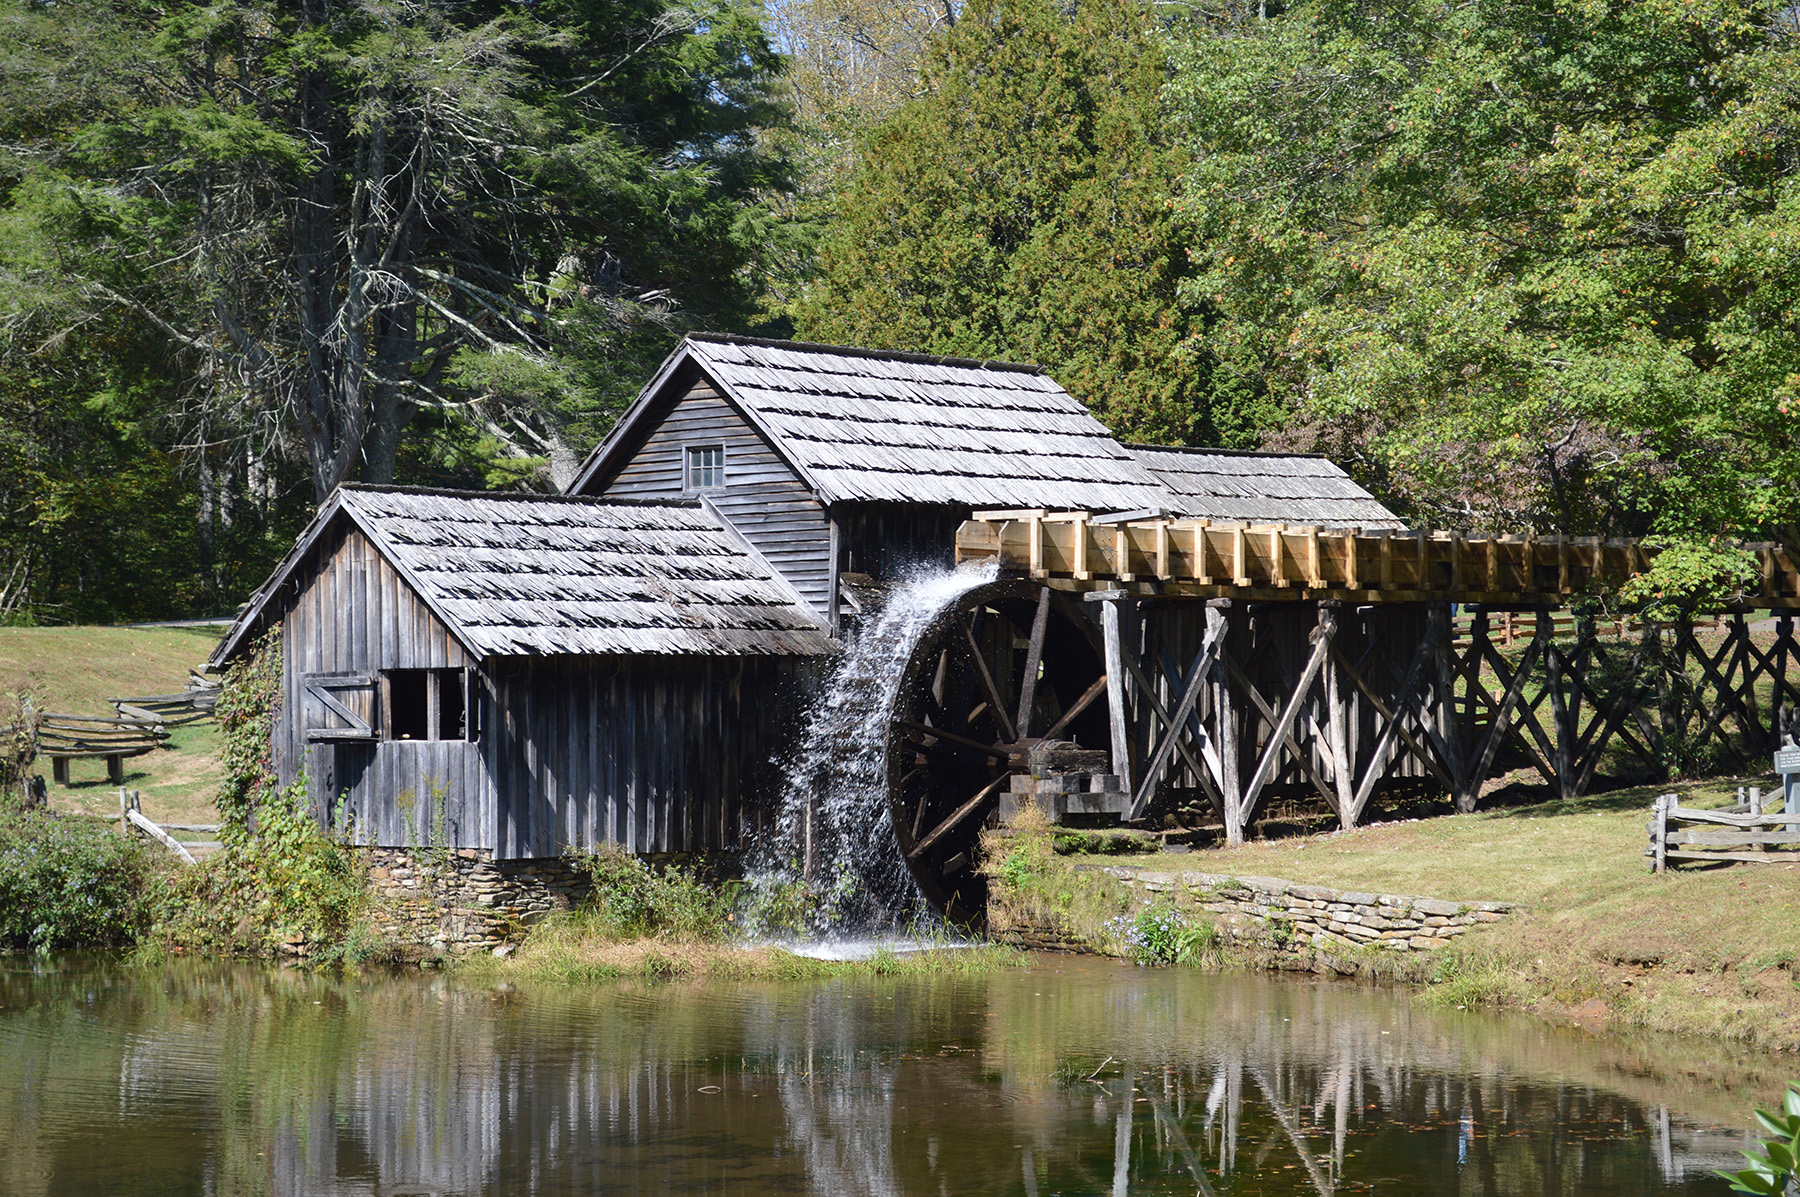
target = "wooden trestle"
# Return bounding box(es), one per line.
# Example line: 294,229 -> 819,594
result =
956,513 -> 1800,842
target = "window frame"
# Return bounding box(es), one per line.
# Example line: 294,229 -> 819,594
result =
380,667 -> 473,743
685,442 -> 726,491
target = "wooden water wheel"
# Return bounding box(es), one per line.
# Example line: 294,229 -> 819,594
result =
885,580 -> 1111,921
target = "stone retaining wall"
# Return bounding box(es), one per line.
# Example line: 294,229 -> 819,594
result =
1096,866 -> 1519,955
362,849 -> 589,956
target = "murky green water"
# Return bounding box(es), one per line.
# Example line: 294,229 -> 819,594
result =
0,954 -> 1778,1195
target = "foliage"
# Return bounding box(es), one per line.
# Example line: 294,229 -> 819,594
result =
212,627 -> 283,849
0,808 -> 165,952
0,0 -> 795,499
1172,0 -> 1800,537
570,844 -> 735,943
795,0 -> 1250,444
165,625 -> 372,956
0,693 -> 40,806
1620,538 -> 1762,621
1108,905 -> 1219,967
1720,1082 -> 1800,1195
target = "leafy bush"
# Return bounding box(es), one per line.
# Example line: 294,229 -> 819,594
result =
162,628 -> 376,959
0,809 -> 165,952
1722,1082 -> 1800,1195
1110,905 -> 1218,966
570,845 -> 733,942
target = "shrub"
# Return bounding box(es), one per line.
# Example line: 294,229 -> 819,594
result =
570,844 -> 732,942
0,809 -> 165,952
162,627 -> 376,959
1111,904 -> 1218,966
1721,1082 -> 1800,1195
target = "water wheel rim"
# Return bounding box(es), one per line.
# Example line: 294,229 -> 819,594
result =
884,578 -> 1107,921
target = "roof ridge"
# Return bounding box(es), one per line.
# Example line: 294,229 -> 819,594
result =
1128,444 -> 1331,461
339,483 -> 703,509
686,331 -> 1045,375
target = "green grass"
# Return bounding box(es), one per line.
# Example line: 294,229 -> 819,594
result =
459,912 -> 1027,985
1089,775 -> 1800,1050
0,624 -> 227,826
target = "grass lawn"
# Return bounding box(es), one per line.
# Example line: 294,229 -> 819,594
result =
1094,775 -> 1800,1051
0,625 -> 229,827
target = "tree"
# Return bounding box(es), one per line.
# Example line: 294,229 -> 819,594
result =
0,0 -> 792,500
793,0 -> 1249,445
1172,0 -> 1800,539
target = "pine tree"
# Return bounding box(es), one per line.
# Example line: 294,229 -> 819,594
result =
794,0 -> 1248,445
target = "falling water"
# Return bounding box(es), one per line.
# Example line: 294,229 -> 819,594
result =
749,562 -> 997,936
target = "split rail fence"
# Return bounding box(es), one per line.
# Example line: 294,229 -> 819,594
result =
1648,788 -> 1800,870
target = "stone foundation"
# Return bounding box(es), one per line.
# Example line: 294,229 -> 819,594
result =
363,849 -> 590,956
1097,866 -> 1519,954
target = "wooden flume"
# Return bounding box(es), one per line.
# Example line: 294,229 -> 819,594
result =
955,511 -> 1800,607
935,512 -> 1800,849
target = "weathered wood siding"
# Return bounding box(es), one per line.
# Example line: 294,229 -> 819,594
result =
269,515 -> 815,859
836,502 -> 971,580
275,521 -> 494,850
488,656 -> 817,859
582,370 -> 835,619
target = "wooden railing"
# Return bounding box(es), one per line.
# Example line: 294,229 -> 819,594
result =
955,511 -> 1800,607
1648,789 -> 1800,870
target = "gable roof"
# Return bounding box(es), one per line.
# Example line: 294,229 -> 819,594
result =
571,334 -> 1171,511
1126,446 -> 1403,529
212,487 -> 837,664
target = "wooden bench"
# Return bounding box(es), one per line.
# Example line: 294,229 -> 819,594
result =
40,713 -> 170,785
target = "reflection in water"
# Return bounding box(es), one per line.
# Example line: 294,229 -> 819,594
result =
0,955 -> 1778,1195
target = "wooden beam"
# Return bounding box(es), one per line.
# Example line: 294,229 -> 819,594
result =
1015,586 -> 1051,738
908,775 -> 1008,859
897,718 -> 1011,759
956,615 -> 1018,744
1100,597 -> 1134,794
1040,674 -> 1109,741
1127,618 -> 1227,820
1236,610 -> 1336,833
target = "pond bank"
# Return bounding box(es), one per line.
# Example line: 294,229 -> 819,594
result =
985,776 -> 1800,1054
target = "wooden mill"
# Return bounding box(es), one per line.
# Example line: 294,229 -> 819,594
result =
214,335 -> 1800,917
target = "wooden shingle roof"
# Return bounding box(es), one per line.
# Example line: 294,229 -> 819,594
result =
214,487 -> 837,663
1127,446 -> 1403,529
574,335 -> 1171,510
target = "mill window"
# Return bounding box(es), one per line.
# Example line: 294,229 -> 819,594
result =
686,443 -> 725,490
384,669 -> 470,741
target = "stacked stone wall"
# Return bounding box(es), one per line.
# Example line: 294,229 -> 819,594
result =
1097,866 -> 1518,954
363,849 -> 589,956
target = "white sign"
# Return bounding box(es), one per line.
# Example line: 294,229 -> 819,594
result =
1776,745 -> 1800,775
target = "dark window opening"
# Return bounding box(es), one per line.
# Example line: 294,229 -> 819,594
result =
384,668 -> 470,741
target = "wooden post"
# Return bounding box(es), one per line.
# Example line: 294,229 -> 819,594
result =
1452,610 -> 1489,812
1101,595 -> 1134,798
1430,604 -> 1462,797
1546,613 -> 1576,801
1211,604 -> 1242,844
1323,604 -> 1356,829
1650,793 -> 1668,873
1016,586 -> 1051,738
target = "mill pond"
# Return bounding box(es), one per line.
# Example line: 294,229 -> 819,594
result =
0,953 -> 1779,1196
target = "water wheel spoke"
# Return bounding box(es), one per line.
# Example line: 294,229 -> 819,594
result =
897,717 -> 1010,758
1015,586 -> 1052,737
1039,673 -> 1108,741
908,774 -> 1008,860
955,613 -> 1018,742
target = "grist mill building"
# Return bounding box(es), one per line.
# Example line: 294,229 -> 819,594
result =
213,335 -> 1402,889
